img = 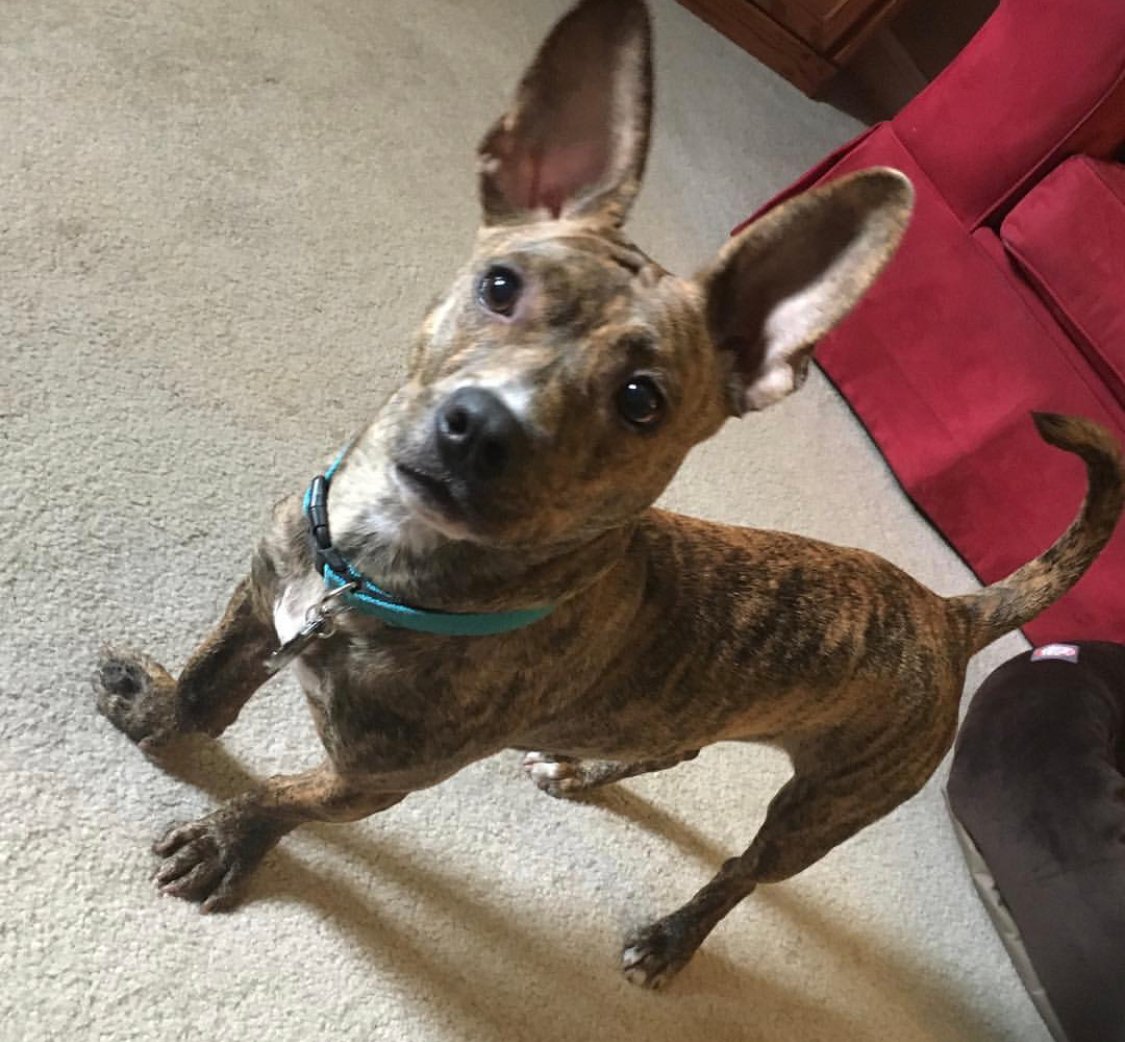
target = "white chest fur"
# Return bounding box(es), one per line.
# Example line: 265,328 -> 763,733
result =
271,577 -> 324,644
271,579 -> 329,694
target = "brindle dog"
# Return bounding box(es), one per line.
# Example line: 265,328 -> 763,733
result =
95,0 -> 1124,989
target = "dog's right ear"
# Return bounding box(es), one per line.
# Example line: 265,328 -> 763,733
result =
478,0 -> 653,228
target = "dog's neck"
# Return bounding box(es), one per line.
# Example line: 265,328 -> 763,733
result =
321,433 -> 631,615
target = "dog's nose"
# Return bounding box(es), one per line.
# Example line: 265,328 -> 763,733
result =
435,387 -> 521,482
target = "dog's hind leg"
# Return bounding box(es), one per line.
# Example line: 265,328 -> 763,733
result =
95,575 -> 275,753
152,764 -> 406,912
620,708 -> 955,989
521,749 -> 700,799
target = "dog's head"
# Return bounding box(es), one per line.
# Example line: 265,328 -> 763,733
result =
381,0 -> 912,552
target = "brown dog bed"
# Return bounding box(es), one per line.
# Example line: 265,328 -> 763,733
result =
946,642 -> 1125,1042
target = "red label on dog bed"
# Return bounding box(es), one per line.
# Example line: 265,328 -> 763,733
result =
1031,644 -> 1079,663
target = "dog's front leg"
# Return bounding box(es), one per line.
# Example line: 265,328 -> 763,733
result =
152,765 -> 405,912
95,575 -> 275,753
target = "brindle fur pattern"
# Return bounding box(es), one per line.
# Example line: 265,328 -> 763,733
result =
95,0 -> 1124,989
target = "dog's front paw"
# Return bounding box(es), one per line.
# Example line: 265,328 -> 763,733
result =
152,807 -> 282,914
521,752 -> 597,799
621,919 -> 701,990
94,647 -> 179,754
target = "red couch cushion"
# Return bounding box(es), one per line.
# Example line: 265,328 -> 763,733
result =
891,0 -> 1125,229
1001,157 -> 1125,410
738,124 -> 1125,645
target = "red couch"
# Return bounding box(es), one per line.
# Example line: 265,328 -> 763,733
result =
739,0 -> 1125,645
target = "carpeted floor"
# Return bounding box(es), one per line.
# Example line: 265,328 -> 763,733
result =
1,1 -> 1044,1040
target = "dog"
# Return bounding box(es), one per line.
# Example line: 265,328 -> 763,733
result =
94,0 -> 1124,989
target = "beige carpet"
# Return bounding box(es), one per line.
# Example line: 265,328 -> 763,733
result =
1,1 -> 1044,1039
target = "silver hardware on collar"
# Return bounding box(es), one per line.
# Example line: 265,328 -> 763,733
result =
265,582 -> 358,675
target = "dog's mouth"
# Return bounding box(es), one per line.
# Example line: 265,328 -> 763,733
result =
393,462 -> 466,529
391,448 -> 529,543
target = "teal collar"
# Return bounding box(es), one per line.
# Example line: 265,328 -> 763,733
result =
302,449 -> 554,637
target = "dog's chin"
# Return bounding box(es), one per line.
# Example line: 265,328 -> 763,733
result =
391,463 -> 478,543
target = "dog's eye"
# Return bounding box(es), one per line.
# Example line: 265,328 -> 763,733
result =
478,265 -> 522,316
615,376 -> 665,429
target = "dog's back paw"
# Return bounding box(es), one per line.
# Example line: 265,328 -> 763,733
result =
521,751 -> 624,799
522,752 -> 584,798
621,920 -> 700,990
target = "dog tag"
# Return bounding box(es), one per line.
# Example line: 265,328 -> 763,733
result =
265,581 -> 357,675
265,614 -> 329,675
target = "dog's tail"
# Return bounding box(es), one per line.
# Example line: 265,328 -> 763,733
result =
950,412 -> 1124,656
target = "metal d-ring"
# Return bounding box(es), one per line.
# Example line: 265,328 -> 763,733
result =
305,581 -> 359,639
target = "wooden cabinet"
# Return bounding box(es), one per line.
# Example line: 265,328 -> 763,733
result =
676,0 -> 910,95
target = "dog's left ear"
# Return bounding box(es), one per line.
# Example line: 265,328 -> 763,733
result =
698,168 -> 914,414
478,0 -> 653,227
